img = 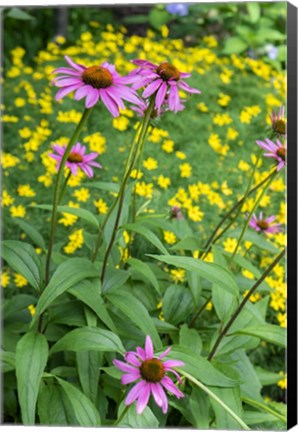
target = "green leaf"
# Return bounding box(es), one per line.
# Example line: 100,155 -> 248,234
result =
126,223 -> 168,255
102,267 -> 130,293
189,386 -> 210,428
223,37 -> 248,54
172,236 -> 202,251
179,324 -> 202,355
122,14 -> 149,24
7,7 -> 34,20
226,229 -> 280,253
77,351 -> 102,404
84,181 -> 120,193
69,280 -> 117,332
117,401 -> 159,428
50,327 -> 125,355
148,255 -> 239,296
247,2 -> 261,23
3,294 -> 37,319
107,290 -> 162,349
34,204 -> 99,229
212,246 -> 238,321
209,385 -> 243,429
1,351 -> 16,372
149,8 -> 170,30
38,381 -> 79,425
254,366 -> 282,386
14,219 -> 46,250
31,258 -> 99,327
1,240 -> 43,291
166,346 -> 236,387
243,410 -> 280,425
128,257 -> 160,294
163,285 -> 194,325
234,324 -> 286,347
56,377 -> 101,426
16,332 -> 48,424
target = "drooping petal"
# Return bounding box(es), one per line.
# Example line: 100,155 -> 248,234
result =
74,85 -> 94,101
150,383 -> 163,407
125,381 -> 146,405
155,383 -> 168,414
54,77 -> 82,88
142,79 -> 163,98
161,376 -> 184,399
55,83 -> 82,100
100,89 -> 120,117
85,89 -> 100,109
178,80 -> 201,94
155,82 -> 167,109
136,382 -> 151,414
80,164 -> 94,178
144,335 -> 154,359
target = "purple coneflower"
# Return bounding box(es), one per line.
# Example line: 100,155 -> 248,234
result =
249,212 -> 281,235
113,335 -> 184,415
270,106 -> 286,136
49,142 -> 101,178
170,205 -> 184,220
52,56 -> 140,117
256,138 -> 286,171
129,59 -> 200,113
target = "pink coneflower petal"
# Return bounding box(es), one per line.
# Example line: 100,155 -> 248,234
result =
125,381 -> 146,405
156,82 -> 167,109
113,360 -> 138,374
161,376 -> 184,399
158,347 -> 171,359
266,215 -> 276,223
145,335 -> 154,359
121,373 -> 141,385
100,89 -> 120,117
80,164 -> 93,178
143,79 -> 163,98
56,83 -> 82,100
125,352 -> 142,367
53,56 -> 141,114
114,335 -> 184,415
163,360 -> 185,368
136,382 -> 150,414
65,55 -> 86,72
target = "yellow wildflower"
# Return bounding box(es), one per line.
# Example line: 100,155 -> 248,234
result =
1,190 -> 14,207
188,206 -> 204,222
223,238 -> 238,253
1,271 -> 10,288
175,151 -> 187,160
28,305 -> 36,317
157,175 -> 171,189
143,157 -> 158,171
217,93 -> 231,107
180,163 -> 192,178
162,139 -> 174,153
130,169 -> 143,179
170,268 -> 185,283
17,184 -> 36,197
73,188 -> 90,203
163,231 -> 177,245
94,198 -> 108,214
64,229 -> 84,254
10,205 -> 26,218
14,273 -> 28,287
238,160 -> 250,172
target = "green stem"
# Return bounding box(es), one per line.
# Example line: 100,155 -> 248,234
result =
200,169 -> 275,259
208,248 -> 285,361
45,107 -> 92,285
230,170 -> 278,260
189,295 -> 212,328
177,369 -> 250,430
59,169 -> 72,203
100,97 -> 156,284
113,404 -> 131,426
91,122 -> 143,263
242,396 -> 286,423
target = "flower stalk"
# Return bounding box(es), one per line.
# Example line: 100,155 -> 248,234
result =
45,107 -> 92,285
100,96 -> 156,284
208,248 -> 285,361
